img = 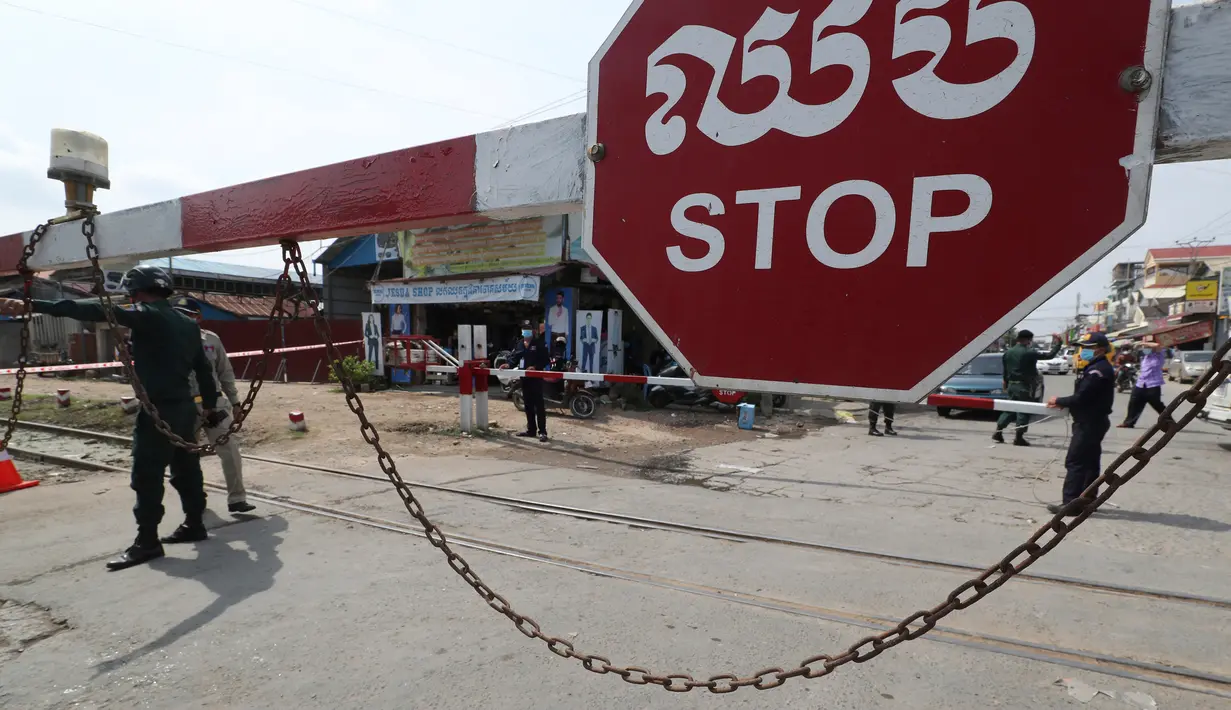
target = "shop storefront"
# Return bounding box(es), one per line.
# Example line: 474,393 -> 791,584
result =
369,213 -> 666,378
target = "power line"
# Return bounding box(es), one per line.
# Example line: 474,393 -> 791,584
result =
1170,206 -> 1231,245
0,1 -> 508,122
283,0 -> 585,84
489,89 -> 587,130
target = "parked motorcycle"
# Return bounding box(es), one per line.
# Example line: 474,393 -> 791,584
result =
507,356 -> 598,419
1117,363 -> 1136,393
646,362 -> 716,409
647,362 -> 787,410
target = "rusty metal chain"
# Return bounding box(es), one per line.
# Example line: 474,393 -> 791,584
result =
81,215 -> 293,453
1,222 -> 52,453
283,231 -> 1231,694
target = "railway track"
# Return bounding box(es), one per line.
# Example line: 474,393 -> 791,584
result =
13,419 -> 1231,613
7,437 -> 1231,700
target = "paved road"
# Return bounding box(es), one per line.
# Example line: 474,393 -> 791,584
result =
1,375 -> 1228,709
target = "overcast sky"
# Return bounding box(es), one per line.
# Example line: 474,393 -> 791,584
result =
2,0 -> 1229,335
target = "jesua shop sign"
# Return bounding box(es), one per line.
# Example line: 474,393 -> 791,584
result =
371,275 -> 540,305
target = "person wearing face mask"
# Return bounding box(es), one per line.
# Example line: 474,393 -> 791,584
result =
1046,332 -> 1115,516
504,319 -> 550,442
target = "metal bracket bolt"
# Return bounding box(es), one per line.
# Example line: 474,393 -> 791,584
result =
1119,66 -> 1153,95
587,143 -> 606,162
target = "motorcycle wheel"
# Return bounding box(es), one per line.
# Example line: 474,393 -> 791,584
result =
648,389 -> 672,409
511,390 -> 525,412
570,392 -> 597,419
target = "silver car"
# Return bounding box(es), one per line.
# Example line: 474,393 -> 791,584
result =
1167,350 -> 1214,384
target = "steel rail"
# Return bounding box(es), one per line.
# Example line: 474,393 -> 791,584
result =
8,443 -> 1231,700
12,418 -> 1231,612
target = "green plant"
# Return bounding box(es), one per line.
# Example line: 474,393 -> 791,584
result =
329,355 -> 377,385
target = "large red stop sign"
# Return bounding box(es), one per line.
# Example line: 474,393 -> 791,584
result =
583,0 -> 1168,401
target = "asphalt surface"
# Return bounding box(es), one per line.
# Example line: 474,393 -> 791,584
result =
2,376 -> 1229,709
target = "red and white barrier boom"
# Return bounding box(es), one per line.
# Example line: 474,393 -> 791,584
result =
0,340 -> 362,376
925,395 -> 1052,416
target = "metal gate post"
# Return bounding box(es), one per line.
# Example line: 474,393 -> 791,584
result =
458,362 -> 473,434
474,363 -> 489,432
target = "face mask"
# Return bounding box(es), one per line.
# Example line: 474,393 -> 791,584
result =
1080,349 -> 1095,361
521,330 -> 533,339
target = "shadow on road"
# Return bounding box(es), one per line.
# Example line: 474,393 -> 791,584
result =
92,512 -> 287,677
1096,508 -> 1231,532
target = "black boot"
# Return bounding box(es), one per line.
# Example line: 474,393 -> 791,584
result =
884,425 -> 898,436
1047,500 -> 1089,517
106,535 -> 164,571
228,501 -> 256,514
160,520 -> 208,544
868,427 -> 884,437
1013,433 -> 1031,447
991,430 -> 1005,443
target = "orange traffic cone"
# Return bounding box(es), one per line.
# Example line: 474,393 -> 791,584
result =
0,449 -> 38,494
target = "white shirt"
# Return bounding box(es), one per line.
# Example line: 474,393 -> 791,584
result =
548,306 -> 569,334
390,312 -> 407,334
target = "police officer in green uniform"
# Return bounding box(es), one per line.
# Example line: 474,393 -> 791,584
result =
992,330 -> 1061,446
0,265 -> 221,570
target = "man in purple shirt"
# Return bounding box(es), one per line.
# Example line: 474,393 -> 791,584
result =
1119,342 -> 1168,428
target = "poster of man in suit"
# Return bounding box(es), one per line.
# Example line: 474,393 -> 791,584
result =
362,312 -> 383,371
576,311 -> 603,373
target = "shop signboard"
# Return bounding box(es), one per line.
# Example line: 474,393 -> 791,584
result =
397,215 -> 564,278
1182,300 -> 1217,315
583,0 -> 1169,400
375,233 -> 400,262
1186,279 -> 1219,301
370,274 -> 540,305
1146,320 -> 1215,348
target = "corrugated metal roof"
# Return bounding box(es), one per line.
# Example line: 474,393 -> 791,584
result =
139,256 -> 322,284
177,292 -> 316,319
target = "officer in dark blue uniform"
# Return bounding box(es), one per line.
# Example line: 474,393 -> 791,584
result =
1046,332 -> 1115,516
506,320 -> 551,441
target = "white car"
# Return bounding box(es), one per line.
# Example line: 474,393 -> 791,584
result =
1036,354 -> 1071,375
1201,378 -> 1231,431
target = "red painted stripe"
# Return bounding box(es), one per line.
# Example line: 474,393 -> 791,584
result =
926,395 -> 996,410
0,232 -> 25,275
603,374 -> 649,384
180,136 -> 479,251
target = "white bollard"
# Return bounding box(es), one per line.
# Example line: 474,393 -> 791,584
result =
55,389 -> 71,408
120,396 -> 140,414
0,387 -> 11,402
288,411 -> 307,432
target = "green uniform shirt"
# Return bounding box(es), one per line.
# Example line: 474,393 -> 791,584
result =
32,298 -> 220,408
1001,341 -> 1062,385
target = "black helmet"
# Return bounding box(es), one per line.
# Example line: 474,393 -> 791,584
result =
121,265 -> 174,297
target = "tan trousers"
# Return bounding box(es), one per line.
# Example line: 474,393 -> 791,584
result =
197,407 -> 246,505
